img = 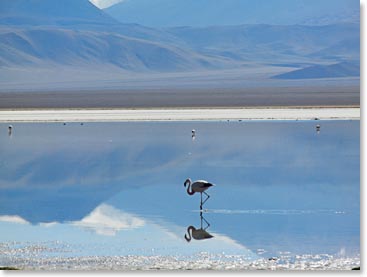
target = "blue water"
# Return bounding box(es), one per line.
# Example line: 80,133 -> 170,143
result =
0,121 -> 360,267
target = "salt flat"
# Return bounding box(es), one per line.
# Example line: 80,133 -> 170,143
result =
0,108 -> 360,122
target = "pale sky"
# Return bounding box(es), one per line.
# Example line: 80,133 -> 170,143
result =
89,0 -> 124,9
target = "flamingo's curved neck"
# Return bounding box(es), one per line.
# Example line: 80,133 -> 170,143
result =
185,179 -> 195,195
184,179 -> 195,195
187,184 -> 195,195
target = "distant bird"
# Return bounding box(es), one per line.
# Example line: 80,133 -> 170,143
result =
8,125 -> 13,136
192,129 -> 196,140
316,124 -> 321,134
184,178 -> 214,210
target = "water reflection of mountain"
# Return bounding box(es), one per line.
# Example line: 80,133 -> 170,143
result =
0,184 -> 123,224
0,121 -> 360,256
0,181 -> 360,257
0,122 -> 193,224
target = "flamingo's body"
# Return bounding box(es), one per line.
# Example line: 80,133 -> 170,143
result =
184,178 -> 214,209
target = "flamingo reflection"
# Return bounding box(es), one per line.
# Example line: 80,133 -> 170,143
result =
184,212 -> 213,242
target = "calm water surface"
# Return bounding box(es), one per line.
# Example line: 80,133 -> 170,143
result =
0,121 -> 360,270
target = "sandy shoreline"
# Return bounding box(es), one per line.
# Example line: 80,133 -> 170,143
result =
0,107 -> 360,122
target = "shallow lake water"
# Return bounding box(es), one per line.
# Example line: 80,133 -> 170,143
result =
0,120 -> 360,270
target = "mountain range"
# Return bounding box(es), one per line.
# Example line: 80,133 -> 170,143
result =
0,0 -> 360,90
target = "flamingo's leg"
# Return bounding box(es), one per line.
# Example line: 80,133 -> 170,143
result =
201,213 -> 210,230
200,212 -> 203,229
202,191 -> 210,206
200,193 -> 203,210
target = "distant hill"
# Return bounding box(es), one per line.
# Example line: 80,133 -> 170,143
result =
308,37 -> 360,61
0,0 -> 222,71
105,0 -> 359,27
0,28 -> 223,71
273,61 -> 360,79
165,24 -> 359,63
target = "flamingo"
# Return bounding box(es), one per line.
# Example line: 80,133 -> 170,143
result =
184,178 -> 214,210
